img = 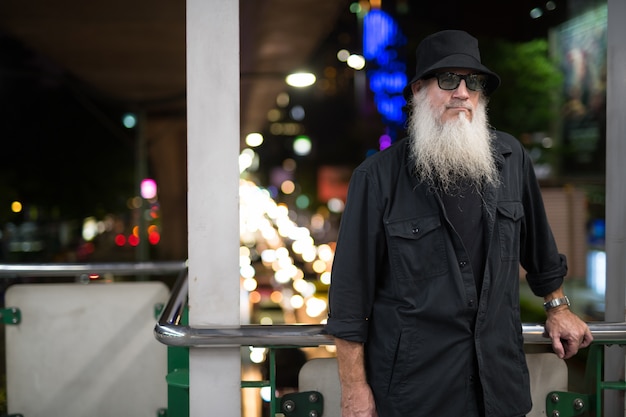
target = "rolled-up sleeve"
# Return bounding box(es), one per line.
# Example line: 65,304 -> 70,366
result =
519,146 -> 567,297
325,168 -> 385,342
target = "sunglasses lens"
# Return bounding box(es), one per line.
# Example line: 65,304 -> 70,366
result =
436,73 -> 487,91
466,75 -> 487,91
437,73 -> 460,90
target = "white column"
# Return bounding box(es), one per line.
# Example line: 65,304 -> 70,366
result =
605,0 -> 626,415
186,1 -> 241,416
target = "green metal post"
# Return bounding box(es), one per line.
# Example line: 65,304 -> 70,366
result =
269,348 -> 278,416
165,308 -> 190,417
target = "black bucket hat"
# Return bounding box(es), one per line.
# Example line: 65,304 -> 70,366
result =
403,30 -> 500,100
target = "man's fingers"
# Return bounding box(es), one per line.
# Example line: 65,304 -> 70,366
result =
560,333 -> 591,359
552,338 -> 565,359
563,338 -> 579,359
583,328 -> 594,347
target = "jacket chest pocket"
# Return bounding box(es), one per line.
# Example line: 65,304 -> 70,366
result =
496,201 -> 524,261
385,215 -> 449,281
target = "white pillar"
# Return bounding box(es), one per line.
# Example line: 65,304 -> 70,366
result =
605,0 -> 626,415
186,1 -> 241,416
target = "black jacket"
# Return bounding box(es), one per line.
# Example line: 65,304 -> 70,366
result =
325,132 -> 565,417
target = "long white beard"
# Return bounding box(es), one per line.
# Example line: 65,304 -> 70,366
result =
407,89 -> 499,194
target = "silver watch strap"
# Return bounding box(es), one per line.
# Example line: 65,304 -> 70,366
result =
543,296 -> 570,311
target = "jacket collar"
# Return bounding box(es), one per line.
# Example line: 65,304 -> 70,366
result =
491,131 -> 512,171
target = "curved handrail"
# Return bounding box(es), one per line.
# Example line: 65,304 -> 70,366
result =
155,323 -> 334,347
154,269 -> 334,347
155,271 -> 626,347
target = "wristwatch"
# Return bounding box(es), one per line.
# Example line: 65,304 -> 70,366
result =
543,296 -> 570,311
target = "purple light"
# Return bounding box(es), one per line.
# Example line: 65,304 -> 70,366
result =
141,178 -> 158,199
379,134 -> 392,150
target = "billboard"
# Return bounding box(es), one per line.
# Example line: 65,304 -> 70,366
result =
554,4 -> 607,175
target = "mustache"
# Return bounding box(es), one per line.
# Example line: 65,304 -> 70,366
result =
445,100 -> 473,110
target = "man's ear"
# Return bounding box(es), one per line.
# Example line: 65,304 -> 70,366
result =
411,81 -> 422,95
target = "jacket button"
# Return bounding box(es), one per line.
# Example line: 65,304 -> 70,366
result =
468,300 -> 475,307
411,227 -> 419,234
459,261 -> 468,267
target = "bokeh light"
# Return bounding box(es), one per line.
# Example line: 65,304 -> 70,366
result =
122,112 -> 137,128
141,179 -> 157,199
245,132 -> 264,147
286,72 -> 316,87
11,201 -> 22,213
293,136 -> 312,156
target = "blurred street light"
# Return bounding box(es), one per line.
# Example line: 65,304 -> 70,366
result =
286,72 -> 316,88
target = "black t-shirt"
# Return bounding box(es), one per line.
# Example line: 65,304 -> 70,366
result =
441,183 -> 485,294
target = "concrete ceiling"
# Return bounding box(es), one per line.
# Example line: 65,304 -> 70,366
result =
0,0 -> 349,142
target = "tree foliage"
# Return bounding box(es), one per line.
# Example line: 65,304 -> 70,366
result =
481,38 -> 563,139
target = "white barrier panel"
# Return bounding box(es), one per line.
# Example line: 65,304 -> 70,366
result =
527,352 -> 569,416
5,282 -> 169,417
299,358 -> 342,415
299,354 -> 568,417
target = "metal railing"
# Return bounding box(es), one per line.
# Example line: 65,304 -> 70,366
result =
154,270 -> 626,347
0,261 -> 187,278
154,271 -> 334,347
2,263 -> 622,346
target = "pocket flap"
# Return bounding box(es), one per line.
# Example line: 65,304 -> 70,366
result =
385,215 -> 441,240
497,201 -> 524,221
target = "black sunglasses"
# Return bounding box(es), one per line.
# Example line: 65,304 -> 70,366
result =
429,72 -> 488,92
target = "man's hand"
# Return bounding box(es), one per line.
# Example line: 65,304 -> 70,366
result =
341,381 -> 378,417
544,307 -> 593,359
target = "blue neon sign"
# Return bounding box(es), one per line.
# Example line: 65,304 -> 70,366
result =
363,9 -> 407,141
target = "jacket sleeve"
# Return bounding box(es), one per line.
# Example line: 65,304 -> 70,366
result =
518,145 -> 566,297
324,168 -> 385,342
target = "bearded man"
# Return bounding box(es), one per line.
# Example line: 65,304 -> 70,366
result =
324,30 -> 592,417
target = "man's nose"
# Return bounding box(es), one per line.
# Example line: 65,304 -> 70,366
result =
452,80 -> 470,98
